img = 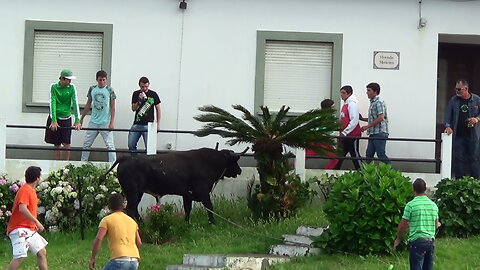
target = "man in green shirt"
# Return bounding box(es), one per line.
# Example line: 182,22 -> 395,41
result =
45,69 -> 81,160
394,178 -> 439,270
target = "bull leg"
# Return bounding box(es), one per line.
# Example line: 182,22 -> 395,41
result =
182,195 -> 193,223
122,186 -> 141,220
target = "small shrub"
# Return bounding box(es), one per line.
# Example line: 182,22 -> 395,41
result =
139,204 -> 188,244
315,162 -> 413,255
37,163 -> 121,231
434,176 -> 480,237
0,176 -> 24,233
312,173 -> 336,200
247,173 -> 316,219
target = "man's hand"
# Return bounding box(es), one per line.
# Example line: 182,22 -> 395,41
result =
49,121 -> 60,131
73,122 -> 81,131
361,126 -> 368,132
36,221 -> 45,233
393,238 -> 402,250
88,258 -> 95,270
109,122 -> 114,129
444,127 -> 453,135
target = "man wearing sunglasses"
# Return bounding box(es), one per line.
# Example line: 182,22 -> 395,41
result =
444,79 -> 480,179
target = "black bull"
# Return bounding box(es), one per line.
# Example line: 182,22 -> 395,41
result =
103,148 -> 245,223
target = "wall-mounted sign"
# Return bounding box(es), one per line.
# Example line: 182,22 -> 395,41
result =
373,51 -> 400,70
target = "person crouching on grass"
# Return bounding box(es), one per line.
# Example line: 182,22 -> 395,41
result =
6,166 -> 48,270
89,193 -> 142,270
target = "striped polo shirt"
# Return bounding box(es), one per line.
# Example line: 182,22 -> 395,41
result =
402,195 -> 439,242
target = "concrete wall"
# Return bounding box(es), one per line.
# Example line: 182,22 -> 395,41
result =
2,0 -> 480,165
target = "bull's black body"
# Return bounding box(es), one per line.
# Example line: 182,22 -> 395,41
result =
105,148 -> 242,223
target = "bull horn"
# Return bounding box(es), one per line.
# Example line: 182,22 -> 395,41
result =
237,147 -> 249,156
215,142 -> 219,150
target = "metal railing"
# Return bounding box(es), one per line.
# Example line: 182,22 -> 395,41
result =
0,119 -> 453,180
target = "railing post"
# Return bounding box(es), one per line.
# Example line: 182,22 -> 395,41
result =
295,147 -> 306,182
0,118 -> 5,173
441,133 -> 452,179
146,122 -> 157,155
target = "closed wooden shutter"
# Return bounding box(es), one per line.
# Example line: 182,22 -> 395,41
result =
264,40 -> 333,113
32,31 -> 103,104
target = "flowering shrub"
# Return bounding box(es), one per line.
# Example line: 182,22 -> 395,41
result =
37,163 -> 121,232
139,204 -> 188,244
0,175 -> 25,233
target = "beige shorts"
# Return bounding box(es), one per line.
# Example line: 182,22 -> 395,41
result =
8,228 -> 48,259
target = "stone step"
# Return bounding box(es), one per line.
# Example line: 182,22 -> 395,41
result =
295,226 -> 326,237
177,254 -> 290,269
166,265 -> 225,270
269,243 -> 321,257
282,234 -> 314,246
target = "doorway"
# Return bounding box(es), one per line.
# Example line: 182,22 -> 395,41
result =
436,34 -> 480,173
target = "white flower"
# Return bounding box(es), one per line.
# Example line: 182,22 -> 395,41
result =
52,206 -> 59,214
95,194 -> 104,200
74,199 -> 80,210
98,207 -> 111,218
63,169 -> 69,174
87,186 -> 95,192
54,187 -> 63,194
99,185 -> 108,192
39,182 -> 49,190
37,206 -> 46,215
69,192 -> 78,198
57,195 -> 64,203
65,185 -> 73,192
48,226 -> 59,233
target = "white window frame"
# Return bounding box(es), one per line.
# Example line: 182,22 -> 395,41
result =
254,31 -> 343,115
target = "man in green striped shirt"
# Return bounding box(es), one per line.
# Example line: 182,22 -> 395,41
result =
394,178 -> 439,270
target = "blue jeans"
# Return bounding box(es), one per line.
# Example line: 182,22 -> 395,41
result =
366,132 -> 390,163
454,135 -> 480,179
103,259 -> 138,270
128,124 -> 148,153
81,122 -> 116,162
409,239 -> 434,270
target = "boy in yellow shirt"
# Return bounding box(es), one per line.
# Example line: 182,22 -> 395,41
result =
89,194 -> 142,270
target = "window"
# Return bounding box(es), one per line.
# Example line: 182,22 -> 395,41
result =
22,20 -> 113,113
254,31 -> 343,114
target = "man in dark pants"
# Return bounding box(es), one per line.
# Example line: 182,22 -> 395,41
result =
394,178 -> 439,270
334,85 -> 362,170
444,79 -> 480,179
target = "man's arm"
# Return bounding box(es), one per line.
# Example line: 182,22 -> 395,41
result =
155,104 -> 161,131
89,227 -> 107,270
342,102 -> 360,136
18,204 -> 44,232
109,98 -> 116,129
135,230 -> 142,248
361,113 -> 384,132
393,218 -> 409,249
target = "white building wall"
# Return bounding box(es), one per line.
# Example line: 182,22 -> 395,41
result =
1,0 -> 480,162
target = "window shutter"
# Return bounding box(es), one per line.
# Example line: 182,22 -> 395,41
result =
32,31 -> 103,104
264,40 -> 333,113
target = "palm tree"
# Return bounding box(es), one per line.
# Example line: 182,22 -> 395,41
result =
193,104 -> 339,217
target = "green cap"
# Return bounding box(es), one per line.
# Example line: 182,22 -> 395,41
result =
60,69 -> 76,79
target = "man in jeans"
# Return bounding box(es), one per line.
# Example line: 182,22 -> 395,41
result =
128,77 -> 161,154
444,79 -> 480,179
394,178 -> 439,270
80,70 -> 117,162
360,82 -> 390,163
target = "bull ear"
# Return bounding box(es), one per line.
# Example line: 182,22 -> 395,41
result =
215,142 -> 219,151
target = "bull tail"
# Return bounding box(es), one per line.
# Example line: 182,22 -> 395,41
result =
99,156 -> 130,183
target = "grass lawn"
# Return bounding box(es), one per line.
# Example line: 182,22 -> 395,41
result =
1,198 -> 479,269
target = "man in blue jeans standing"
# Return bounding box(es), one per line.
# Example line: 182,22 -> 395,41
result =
360,82 -> 390,163
128,77 -> 161,154
444,79 -> 480,179
394,178 -> 439,270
